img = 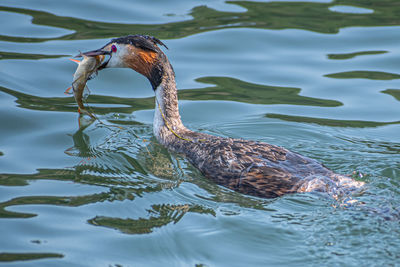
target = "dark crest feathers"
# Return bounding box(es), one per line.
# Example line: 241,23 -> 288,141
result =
105,35 -> 168,52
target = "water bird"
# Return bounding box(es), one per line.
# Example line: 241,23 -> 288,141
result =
80,34 -> 364,199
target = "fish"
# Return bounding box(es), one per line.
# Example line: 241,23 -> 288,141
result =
67,53 -> 105,118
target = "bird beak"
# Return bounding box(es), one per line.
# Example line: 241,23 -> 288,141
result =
76,49 -> 111,57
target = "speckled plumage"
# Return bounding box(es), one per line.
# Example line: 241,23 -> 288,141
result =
96,35 -> 364,199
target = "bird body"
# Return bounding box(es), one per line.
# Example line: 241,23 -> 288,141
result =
80,35 -> 364,198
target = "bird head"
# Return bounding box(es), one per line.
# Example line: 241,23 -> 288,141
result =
80,35 -> 169,90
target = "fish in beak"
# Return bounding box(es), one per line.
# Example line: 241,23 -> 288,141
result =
77,48 -> 112,70
68,51 -> 107,118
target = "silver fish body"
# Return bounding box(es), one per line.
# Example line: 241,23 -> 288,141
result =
71,54 -> 104,117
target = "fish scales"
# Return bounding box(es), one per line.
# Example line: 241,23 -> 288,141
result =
71,54 -> 104,118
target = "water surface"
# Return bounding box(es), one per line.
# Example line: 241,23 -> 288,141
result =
0,0 -> 399,266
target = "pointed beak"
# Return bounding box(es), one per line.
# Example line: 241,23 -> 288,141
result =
75,49 -> 111,57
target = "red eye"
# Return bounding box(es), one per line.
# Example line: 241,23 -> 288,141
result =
111,45 -> 117,53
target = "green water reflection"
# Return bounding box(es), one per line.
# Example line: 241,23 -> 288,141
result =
0,253 -> 63,262
89,204 -> 215,234
0,51 -> 68,60
182,77 -> 341,106
327,50 -> 387,60
382,89 -> 400,101
1,0 -> 400,44
325,71 -> 400,80
0,76 -> 341,117
0,166 -> 176,219
266,113 -> 400,128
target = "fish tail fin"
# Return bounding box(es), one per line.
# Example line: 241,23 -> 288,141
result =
69,58 -> 81,64
64,87 -> 73,95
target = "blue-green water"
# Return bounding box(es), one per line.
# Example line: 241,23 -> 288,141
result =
0,0 -> 399,266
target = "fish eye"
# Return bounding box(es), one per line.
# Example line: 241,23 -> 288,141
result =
111,45 -> 117,53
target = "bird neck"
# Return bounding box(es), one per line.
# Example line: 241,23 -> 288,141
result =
153,63 -> 187,146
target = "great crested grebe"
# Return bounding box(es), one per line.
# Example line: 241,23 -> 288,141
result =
82,34 -> 364,199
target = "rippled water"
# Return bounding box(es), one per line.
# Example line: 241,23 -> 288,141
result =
0,0 -> 399,266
